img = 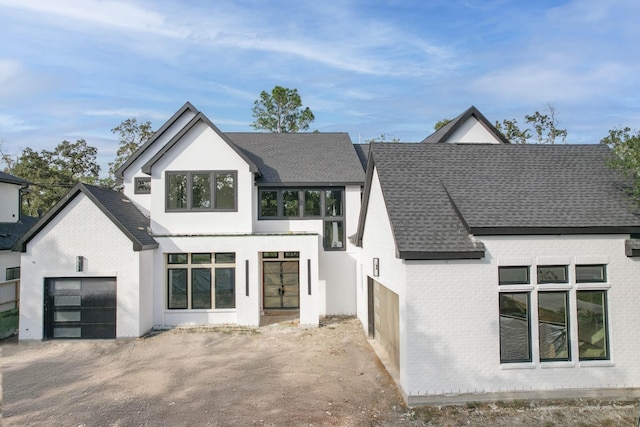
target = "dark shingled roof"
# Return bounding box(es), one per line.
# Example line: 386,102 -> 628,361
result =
228,133 -> 365,185
0,217 -> 37,250
357,143 -> 640,259
353,144 -> 369,171
422,105 -> 510,144
0,171 -> 29,186
14,184 -> 157,252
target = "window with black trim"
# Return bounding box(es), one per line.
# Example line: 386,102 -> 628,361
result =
259,187 -> 345,250
538,292 -> 570,361
537,265 -> 568,284
577,290 -> 609,360
499,292 -> 531,363
167,252 -> 236,309
134,177 -> 151,194
166,171 -> 237,211
5,267 -> 20,281
498,266 -> 529,285
499,263 -> 611,364
576,265 -> 606,283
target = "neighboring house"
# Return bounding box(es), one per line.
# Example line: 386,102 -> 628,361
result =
355,125 -> 640,403
13,103 -> 640,404
15,102 -> 364,339
0,172 -> 35,338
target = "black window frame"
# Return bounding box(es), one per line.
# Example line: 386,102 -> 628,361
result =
5,266 -> 20,281
575,264 -> 607,283
165,170 -> 237,212
499,292 -> 532,363
537,265 -> 569,284
166,252 -> 236,310
538,291 -> 571,362
134,177 -> 151,194
258,187 -> 346,251
498,266 -> 530,285
577,290 -> 610,361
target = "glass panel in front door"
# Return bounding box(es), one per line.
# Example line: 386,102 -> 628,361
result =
263,261 -> 299,309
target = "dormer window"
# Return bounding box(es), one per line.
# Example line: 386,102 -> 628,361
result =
166,171 -> 237,212
134,177 -> 151,194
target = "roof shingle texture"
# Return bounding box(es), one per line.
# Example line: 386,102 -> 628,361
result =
0,217 -> 37,250
371,143 -> 640,255
82,185 -> 157,249
227,133 -> 365,184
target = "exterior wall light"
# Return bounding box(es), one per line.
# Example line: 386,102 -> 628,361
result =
373,257 -> 379,277
76,256 -> 84,272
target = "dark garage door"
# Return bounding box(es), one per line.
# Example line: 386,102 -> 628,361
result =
44,278 -> 116,339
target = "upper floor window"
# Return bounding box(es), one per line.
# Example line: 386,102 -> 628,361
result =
134,177 -> 151,194
166,171 -> 237,212
259,187 -> 345,250
5,267 -> 20,281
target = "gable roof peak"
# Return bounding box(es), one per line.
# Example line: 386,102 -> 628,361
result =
140,111 -> 261,176
114,101 -> 200,180
422,105 -> 510,144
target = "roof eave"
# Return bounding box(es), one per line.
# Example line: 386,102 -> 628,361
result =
398,250 -> 486,260
471,226 -> 640,235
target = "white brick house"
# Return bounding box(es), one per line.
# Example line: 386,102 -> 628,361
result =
13,103 -> 640,404
15,102 -> 364,339
354,108 -> 640,403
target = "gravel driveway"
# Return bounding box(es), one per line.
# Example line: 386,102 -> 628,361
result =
2,317 -> 638,426
1,318 -> 407,426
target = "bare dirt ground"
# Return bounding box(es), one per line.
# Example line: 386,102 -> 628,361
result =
1,317 -> 638,426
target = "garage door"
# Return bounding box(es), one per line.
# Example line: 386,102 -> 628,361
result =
371,279 -> 400,373
44,278 -> 116,339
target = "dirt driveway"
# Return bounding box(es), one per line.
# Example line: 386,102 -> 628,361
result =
2,317 -> 638,426
1,318 -> 407,426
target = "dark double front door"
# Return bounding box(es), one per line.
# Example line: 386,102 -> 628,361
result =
263,261 -> 299,309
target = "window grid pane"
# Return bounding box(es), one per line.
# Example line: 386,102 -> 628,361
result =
191,253 -> 212,264
324,220 -> 344,249
215,268 -> 236,309
191,268 -> 212,309
498,266 -> 529,285
168,174 -> 187,209
576,265 -> 606,283
325,190 -> 343,217
192,173 -> 211,209
499,293 -> 531,363
577,291 -> 609,360
538,292 -> 570,361
304,190 -> 321,216
168,269 -> 188,309
537,265 -> 568,284
282,191 -> 299,217
215,172 -> 235,210
260,191 -> 278,216
215,253 -> 236,264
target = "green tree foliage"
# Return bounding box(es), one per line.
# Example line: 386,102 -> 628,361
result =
495,104 -> 567,144
600,127 -> 640,200
7,140 -> 100,217
494,118 -> 531,144
365,133 -> 400,143
109,118 -> 154,179
251,86 -> 315,133
434,119 -> 451,131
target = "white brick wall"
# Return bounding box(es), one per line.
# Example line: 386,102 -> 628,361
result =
153,233 -> 320,328
403,235 -> 640,397
18,194 -> 152,339
358,168 -> 640,399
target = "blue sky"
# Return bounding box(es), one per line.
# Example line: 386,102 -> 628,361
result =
0,0 -> 639,175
